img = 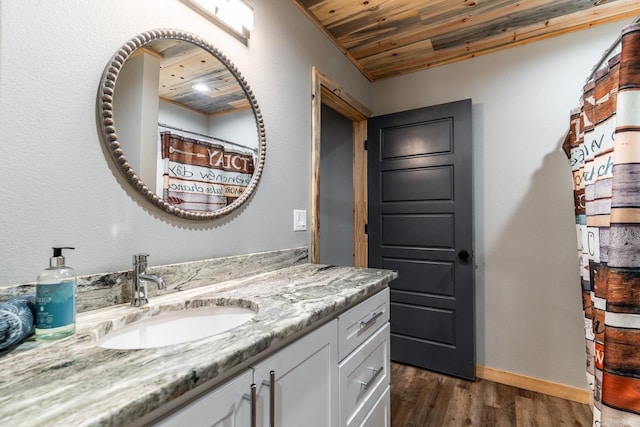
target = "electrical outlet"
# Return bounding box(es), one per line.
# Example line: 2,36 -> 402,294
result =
293,210 -> 307,231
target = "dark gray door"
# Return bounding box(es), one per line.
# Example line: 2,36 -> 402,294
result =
368,99 -> 474,380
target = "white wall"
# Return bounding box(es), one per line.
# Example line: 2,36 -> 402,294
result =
208,109 -> 257,150
372,19 -> 633,388
0,0 -> 369,285
159,101 -> 209,135
115,52 -> 162,190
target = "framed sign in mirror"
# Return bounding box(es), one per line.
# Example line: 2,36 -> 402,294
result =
98,29 -> 266,220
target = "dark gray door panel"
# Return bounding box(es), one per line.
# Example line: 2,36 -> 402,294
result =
368,98 -> 474,380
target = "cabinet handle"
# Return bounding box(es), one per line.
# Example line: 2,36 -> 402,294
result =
358,366 -> 384,392
269,371 -> 275,427
261,371 -> 276,427
242,383 -> 257,427
360,311 -> 383,330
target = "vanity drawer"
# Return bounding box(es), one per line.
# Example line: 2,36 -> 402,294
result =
361,385 -> 390,427
339,322 -> 390,427
338,288 -> 389,361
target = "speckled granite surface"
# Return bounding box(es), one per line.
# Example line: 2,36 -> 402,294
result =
0,247 -> 309,312
0,261 -> 396,426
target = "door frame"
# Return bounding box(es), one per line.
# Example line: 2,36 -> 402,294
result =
310,67 -> 372,267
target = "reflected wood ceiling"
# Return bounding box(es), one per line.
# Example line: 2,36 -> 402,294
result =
291,0 -> 640,81
143,38 -> 249,116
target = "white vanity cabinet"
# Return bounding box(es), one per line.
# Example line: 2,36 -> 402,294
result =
153,368 -> 254,426
152,288 -> 390,427
253,319 -> 339,427
337,288 -> 391,427
153,319 -> 338,427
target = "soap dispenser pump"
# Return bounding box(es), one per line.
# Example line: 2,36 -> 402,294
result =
35,247 -> 76,340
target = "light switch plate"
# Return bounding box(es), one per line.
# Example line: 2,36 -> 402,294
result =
293,210 -> 307,231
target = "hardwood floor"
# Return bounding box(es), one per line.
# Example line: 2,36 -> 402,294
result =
390,362 -> 593,426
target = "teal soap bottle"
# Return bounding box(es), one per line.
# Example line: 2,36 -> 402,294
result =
35,247 -> 76,340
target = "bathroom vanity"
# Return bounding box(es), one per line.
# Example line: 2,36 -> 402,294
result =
154,287 -> 390,427
0,249 -> 396,427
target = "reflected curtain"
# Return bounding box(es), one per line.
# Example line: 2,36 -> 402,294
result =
564,23 -> 640,426
160,131 -> 255,212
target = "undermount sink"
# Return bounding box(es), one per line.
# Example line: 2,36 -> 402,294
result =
95,303 -> 257,350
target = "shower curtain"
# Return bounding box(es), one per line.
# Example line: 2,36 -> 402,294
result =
159,131 -> 255,212
564,22 -> 640,426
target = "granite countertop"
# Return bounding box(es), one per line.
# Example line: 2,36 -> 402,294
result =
0,263 -> 397,426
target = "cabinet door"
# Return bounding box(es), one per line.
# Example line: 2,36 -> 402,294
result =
253,320 -> 338,427
154,369 -> 254,427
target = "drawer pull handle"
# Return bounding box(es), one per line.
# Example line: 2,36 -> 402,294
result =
242,384 -> 257,427
360,311 -> 383,330
358,366 -> 384,392
259,371 -> 275,426
267,371 -> 275,427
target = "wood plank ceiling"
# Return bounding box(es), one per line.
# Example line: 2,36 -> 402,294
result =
144,38 -> 250,116
291,0 -> 640,81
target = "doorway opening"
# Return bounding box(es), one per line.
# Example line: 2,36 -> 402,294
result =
320,104 -> 353,265
310,67 -> 371,267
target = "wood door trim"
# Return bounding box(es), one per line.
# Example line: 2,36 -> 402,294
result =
311,67 -> 371,267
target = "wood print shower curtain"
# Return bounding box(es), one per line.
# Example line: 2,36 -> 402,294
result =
564,23 -> 640,426
160,131 -> 255,212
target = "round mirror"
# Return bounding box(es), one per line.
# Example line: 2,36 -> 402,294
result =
98,29 -> 266,220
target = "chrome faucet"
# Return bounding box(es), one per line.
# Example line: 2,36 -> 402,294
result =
131,253 -> 166,307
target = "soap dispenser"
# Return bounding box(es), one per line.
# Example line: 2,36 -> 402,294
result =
35,247 -> 76,340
